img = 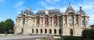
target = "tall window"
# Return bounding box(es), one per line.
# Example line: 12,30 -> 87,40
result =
54,15 -> 58,25
85,21 -> 87,25
21,28 -> 23,33
45,29 -> 47,33
82,17 -> 85,25
54,29 -> 57,34
32,29 -> 34,33
36,29 -> 38,33
23,17 -> 25,25
59,16 -> 62,26
59,29 -> 61,34
45,15 -> 49,25
68,15 -> 73,26
49,29 -> 52,34
50,17 -> 52,26
82,20 -> 85,25
70,29 -> 73,36
36,16 -> 40,25
40,29 -> 42,33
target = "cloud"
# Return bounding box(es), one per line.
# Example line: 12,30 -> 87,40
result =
71,1 -> 94,25
16,6 -> 27,14
88,14 -> 94,25
0,18 -> 2,19
40,1 -> 61,9
0,0 -> 5,3
46,0 -> 60,3
0,16 -> 3,20
39,0 -> 94,25
40,1 -> 47,7
14,1 -> 26,14
14,1 -> 24,8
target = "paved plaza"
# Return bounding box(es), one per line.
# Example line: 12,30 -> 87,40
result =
0,34 -> 50,40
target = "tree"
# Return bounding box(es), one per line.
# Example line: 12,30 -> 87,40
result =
5,19 -> 14,33
82,29 -> 94,40
0,21 -> 6,33
0,19 -> 14,34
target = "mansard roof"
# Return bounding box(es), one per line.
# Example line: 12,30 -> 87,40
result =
65,4 -> 76,14
78,7 -> 86,15
24,7 -> 34,15
18,4 -> 87,17
35,9 -> 62,16
48,9 -> 61,15
36,10 -> 45,16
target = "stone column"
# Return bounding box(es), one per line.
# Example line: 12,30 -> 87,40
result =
79,16 -> 83,27
74,15 -> 76,27
15,18 -> 19,27
78,16 -> 80,27
25,17 -> 28,27
35,17 -> 36,27
65,15 -> 67,27
39,17 -> 42,27
33,18 -> 35,27
52,16 -> 54,27
57,16 -> 59,27
49,17 -> 52,26
52,29 -> 54,35
43,16 -> 45,26
85,16 -> 89,28
56,29 -> 59,35
63,15 -> 65,27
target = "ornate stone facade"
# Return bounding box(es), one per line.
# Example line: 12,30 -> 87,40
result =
14,4 -> 90,36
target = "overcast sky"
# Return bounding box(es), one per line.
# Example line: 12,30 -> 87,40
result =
0,0 -> 94,25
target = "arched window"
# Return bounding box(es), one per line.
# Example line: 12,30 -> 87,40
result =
59,16 -> 63,26
45,15 -> 49,25
82,20 -> 85,25
49,29 -> 52,34
54,29 -> 57,34
68,15 -> 73,26
36,16 -> 40,25
36,29 -> 38,33
50,17 -> 52,26
59,29 -> 61,34
70,29 -> 73,36
32,29 -> 34,33
85,21 -> 87,25
40,29 -> 42,33
21,28 -> 23,33
54,15 -> 58,25
45,29 -> 47,33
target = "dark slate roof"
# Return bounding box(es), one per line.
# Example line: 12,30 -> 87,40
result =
78,7 -> 86,15
36,10 -> 45,16
48,9 -> 61,15
65,4 -> 75,13
24,8 -> 34,15
35,9 -> 61,16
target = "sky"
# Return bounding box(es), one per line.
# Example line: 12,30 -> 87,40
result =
0,0 -> 94,25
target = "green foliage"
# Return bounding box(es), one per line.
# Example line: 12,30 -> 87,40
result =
63,36 -> 82,40
0,21 -> 6,33
5,19 -> 14,30
0,21 -> 6,30
0,19 -> 14,34
82,29 -> 94,40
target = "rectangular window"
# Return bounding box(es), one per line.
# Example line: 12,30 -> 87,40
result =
45,17 -> 48,25
54,16 -> 58,25
40,29 -> 42,33
36,17 -> 40,25
32,29 -> 34,33
36,29 -> 38,33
